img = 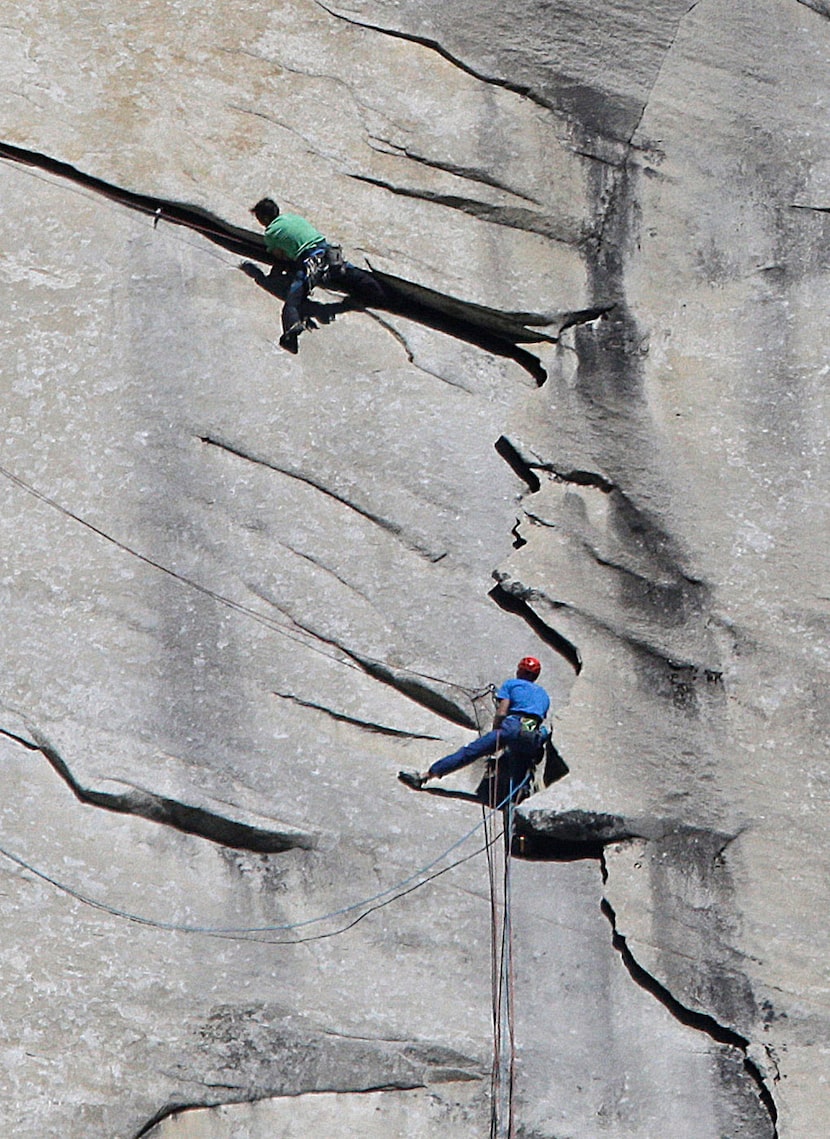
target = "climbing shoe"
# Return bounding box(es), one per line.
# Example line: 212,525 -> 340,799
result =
398,770 -> 426,791
279,329 -> 300,354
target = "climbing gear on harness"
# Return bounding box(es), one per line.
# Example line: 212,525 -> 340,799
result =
398,770 -> 426,791
512,721 -> 545,763
303,244 -> 345,292
486,728 -> 544,809
517,656 -> 541,678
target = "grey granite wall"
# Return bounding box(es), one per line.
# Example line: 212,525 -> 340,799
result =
0,2 -> 826,1136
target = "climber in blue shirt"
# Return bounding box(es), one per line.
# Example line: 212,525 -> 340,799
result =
399,657 -> 550,791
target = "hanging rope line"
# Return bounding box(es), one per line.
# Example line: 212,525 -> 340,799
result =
484,799 -> 502,1137
486,758 -> 527,1139
502,784 -> 519,1139
0,459 -> 490,708
0,782 -> 523,942
0,433 -> 532,1126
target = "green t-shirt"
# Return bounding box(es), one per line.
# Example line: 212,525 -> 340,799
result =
263,213 -> 326,260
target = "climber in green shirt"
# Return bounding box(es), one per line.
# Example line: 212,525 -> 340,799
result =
252,198 -> 382,353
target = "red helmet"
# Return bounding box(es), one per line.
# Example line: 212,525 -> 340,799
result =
517,656 -> 541,679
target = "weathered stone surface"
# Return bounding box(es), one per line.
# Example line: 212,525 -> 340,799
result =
0,1 -> 826,1137
143,1086 -> 486,1138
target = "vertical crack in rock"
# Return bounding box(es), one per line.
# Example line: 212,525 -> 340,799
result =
510,518 -> 527,549
600,895 -> 779,1137
579,163 -> 644,404
625,1 -> 701,149
4,723 -> 315,853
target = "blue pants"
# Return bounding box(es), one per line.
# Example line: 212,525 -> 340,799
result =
429,716 -> 546,778
282,246 -> 382,333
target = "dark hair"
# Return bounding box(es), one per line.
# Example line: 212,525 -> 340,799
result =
252,197 -> 280,226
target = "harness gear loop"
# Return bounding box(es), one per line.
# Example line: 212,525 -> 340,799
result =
303,244 -> 345,291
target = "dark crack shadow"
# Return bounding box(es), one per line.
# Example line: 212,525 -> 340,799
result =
488,583 -> 582,674
8,724 -> 315,854
601,896 -> 779,1137
274,691 -> 442,741
0,140 -> 578,384
494,436 -> 541,492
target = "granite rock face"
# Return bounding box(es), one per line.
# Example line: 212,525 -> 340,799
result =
0,2 -> 827,1137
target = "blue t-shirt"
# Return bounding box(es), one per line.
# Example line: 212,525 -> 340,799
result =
496,677 -> 550,719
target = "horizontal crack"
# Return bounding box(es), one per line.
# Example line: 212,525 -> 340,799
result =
273,692 -> 441,740
366,137 -> 543,205
496,582 -> 720,686
331,649 -> 477,730
17,726 -> 315,854
200,434 -> 445,562
349,172 -> 584,244
519,806 -> 637,845
496,435 -> 615,493
313,0 -> 554,112
262,615 -> 476,729
0,141 -> 269,261
0,137 -> 583,377
134,1080 -> 457,1139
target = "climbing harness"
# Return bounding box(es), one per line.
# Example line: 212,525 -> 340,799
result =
303,243 -> 345,291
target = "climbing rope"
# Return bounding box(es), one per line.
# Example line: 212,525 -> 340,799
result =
0,459 -> 491,710
0,782 -> 522,942
486,754 -> 527,1139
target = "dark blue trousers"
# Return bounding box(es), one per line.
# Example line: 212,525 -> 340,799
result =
429,716 -> 545,778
